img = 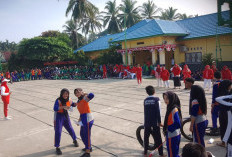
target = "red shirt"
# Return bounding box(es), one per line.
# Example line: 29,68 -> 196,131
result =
136,67 -> 142,76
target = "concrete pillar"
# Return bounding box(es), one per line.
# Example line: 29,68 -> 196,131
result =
159,51 -> 165,65
122,53 -> 126,64
128,53 -> 133,65
152,50 -> 156,65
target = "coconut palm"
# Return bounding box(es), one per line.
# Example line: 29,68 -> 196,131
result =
63,20 -> 86,49
81,12 -> 103,36
119,0 -> 141,28
65,0 -> 98,22
141,0 -> 162,19
102,0 -> 121,34
160,7 -> 180,21
178,13 -> 193,20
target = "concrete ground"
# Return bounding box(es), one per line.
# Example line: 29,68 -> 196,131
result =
0,78 -> 227,157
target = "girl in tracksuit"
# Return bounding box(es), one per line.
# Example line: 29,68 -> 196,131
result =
53,88 -> 78,155
163,91 -> 182,157
190,85 -> 208,147
216,94 -> 232,157
217,80 -> 232,147
74,88 -> 94,157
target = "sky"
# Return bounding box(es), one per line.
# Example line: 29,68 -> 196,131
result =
0,0 -> 229,43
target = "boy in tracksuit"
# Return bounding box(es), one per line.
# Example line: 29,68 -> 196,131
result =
144,86 -> 164,157
211,71 -> 222,133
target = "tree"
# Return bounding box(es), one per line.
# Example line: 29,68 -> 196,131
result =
0,40 -> 17,52
65,0 -> 98,49
94,39 -> 122,65
17,37 -> 72,62
80,11 -> 103,36
63,20 -> 86,49
160,7 -> 180,21
178,13 -> 193,20
119,0 -> 141,28
202,53 -> 214,66
72,50 -> 89,65
102,0 -> 122,34
141,0 -> 161,19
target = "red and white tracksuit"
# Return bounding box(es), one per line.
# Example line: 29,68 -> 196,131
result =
1,82 -> 10,117
136,67 -> 142,84
203,65 -> 214,90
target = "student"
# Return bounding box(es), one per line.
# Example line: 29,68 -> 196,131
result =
182,65 -> 191,89
216,94 -> 232,157
211,71 -> 222,134
143,86 -> 165,157
163,91 -> 182,157
182,143 -> 215,157
74,88 -> 94,157
38,69 -> 42,80
217,80 -> 232,147
189,85 -> 208,147
161,67 -> 170,88
170,64 -> 182,89
155,65 -> 162,87
31,69 -> 35,80
203,65 -> 214,90
136,64 -> 143,85
221,66 -> 232,80
1,78 -> 12,120
53,88 -> 78,155
103,64 -> 107,79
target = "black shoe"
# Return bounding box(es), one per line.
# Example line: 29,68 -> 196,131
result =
73,140 -> 79,147
82,148 -> 92,152
56,147 -> 62,155
80,152 -> 90,157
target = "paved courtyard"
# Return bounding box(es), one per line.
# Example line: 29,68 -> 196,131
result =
0,78 -> 227,157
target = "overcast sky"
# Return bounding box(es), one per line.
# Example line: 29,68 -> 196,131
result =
0,0 -> 229,43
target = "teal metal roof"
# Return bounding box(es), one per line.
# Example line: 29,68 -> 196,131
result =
112,19 -> 188,42
75,32 -> 124,53
176,11 -> 232,40
74,11 -> 231,53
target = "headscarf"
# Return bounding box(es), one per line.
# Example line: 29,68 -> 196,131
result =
163,91 -> 182,135
190,85 -> 207,115
58,88 -> 70,117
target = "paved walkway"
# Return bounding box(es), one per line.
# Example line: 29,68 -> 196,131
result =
0,79 -> 226,157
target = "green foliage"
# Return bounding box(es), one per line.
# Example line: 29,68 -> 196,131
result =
72,50 -> 89,65
17,37 -> 72,62
141,0 -> 161,19
202,53 -> 214,66
0,40 -> 17,52
160,7 -> 180,21
94,39 -> 122,65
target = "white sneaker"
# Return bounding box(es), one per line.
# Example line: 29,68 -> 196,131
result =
5,116 -> 11,120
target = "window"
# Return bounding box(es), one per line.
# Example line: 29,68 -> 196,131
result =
137,42 -> 144,45
185,52 -> 202,64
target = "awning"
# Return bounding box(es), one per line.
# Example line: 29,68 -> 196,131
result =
117,44 -> 176,54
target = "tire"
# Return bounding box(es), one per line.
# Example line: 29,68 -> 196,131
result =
180,118 -> 193,141
136,125 -> 156,150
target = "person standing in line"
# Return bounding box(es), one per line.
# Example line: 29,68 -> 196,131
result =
182,65 -> 191,89
221,66 -> 232,80
189,85 -> 208,147
203,65 -> 214,90
155,64 -> 162,87
136,64 -> 143,85
143,86 -> 165,157
161,67 -> 170,88
163,91 -> 182,157
170,64 -> 182,89
1,78 -> 12,120
103,64 -> 107,79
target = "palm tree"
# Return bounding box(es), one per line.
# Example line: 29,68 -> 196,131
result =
63,20 -> 86,49
178,13 -> 193,20
65,0 -> 98,47
141,0 -> 162,19
160,7 -> 180,21
119,0 -> 141,28
102,0 -> 121,34
81,11 -> 103,36
66,0 -> 98,22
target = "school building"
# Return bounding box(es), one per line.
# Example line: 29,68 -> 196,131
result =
75,11 -> 232,70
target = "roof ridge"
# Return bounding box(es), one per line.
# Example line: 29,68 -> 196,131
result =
154,19 -> 166,34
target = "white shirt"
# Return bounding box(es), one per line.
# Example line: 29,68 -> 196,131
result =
1,86 -> 9,96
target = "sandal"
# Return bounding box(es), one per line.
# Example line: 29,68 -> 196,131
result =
216,142 -> 226,147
